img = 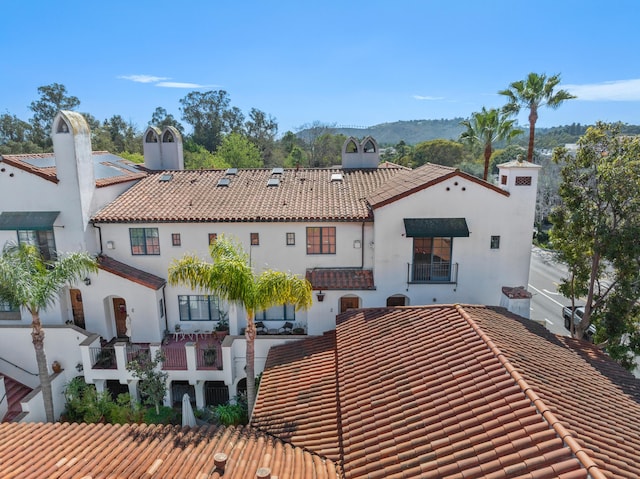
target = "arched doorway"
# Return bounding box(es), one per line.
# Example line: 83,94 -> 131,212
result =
69,288 -> 86,328
112,297 -> 128,338
340,296 -> 360,314
386,295 -> 408,307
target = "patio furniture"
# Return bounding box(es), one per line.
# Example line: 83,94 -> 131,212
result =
255,321 -> 268,335
279,322 -> 294,334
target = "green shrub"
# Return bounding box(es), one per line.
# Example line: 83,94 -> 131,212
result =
143,406 -> 178,425
213,394 -> 248,426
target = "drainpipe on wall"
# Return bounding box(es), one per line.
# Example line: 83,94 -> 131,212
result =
92,223 -> 103,255
360,221 -> 365,269
162,285 -> 169,333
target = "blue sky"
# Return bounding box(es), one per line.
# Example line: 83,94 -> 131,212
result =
2,1 -> 640,136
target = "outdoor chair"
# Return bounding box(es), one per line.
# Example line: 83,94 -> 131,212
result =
279,321 -> 294,334
255,321 -> 268,335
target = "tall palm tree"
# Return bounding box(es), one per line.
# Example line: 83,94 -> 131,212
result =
0,243 -> 97,422
168,236 -> 312,417
459,107 -> 523,180
499,72 -> 576,163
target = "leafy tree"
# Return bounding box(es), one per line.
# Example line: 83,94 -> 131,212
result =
150,107 -> 184,134
459,107 -> 523,180
0,243 -> 97,421
0,113 -> 39,154
213,132 -> 263,168
283,145 -> 307,168
29,83 -> 80,150
313,132 -> 347,167
183,140 -> 228,170
126,350 -> 168,415
179,90 -> 243,153
412,139 -> 465,167
499,72 -> 576,163
296,121 -> 337,167
245,108 -> 278,166
550,122 -> 640,367
168,236 -> 312,417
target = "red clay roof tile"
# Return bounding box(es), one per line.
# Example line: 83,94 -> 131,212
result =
98,254 -> 166,290
305,268 -> 375,290
91,167 -> 408,223
253,304 -> 640,479
0,422 -> 339,479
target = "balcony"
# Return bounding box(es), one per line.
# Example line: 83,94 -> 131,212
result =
408,262 -> 458,284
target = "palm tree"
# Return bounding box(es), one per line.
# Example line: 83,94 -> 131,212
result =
0,243 -> 97,422
459,107 -> 523,180
499,72 -> 576,163
168,236 -> 312,417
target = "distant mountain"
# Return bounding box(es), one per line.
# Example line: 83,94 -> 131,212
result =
317,119 -> 466,145
299,119 -> 640,148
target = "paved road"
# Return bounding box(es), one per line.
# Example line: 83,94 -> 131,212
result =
527,246 -> 575,337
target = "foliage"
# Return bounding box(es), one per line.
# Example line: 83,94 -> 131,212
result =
550,122 -> 640,367
412,139 -> 465,167
499,72 -> 576,163
245,108 -> 278,167
143,405 -> 178,425
183,140 -> 226,169
29,83 -> 80,149
459,107 -> 523,180
63,377 -> 142,424
213,132 -> 263,168
126,350 -> 168,414
168,235 -> 312,417
118,151 -> 145,164
150,107 -> 184,134
212,394 -> 248,426
0,243 -> 97,422
179,90 -> 244,153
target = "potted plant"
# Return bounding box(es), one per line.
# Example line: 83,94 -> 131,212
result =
215,311 -> 229,334
292,323 -> 306,335
203,345 -> 217,366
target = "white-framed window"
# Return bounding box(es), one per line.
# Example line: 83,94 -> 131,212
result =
178,295 -> 220,321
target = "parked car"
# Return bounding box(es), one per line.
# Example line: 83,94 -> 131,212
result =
562,305 -> 596,341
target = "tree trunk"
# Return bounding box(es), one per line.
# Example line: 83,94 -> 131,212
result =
31,311 -> 54,422
577,250 -> 600,339
483,143 -> 492,181
245,314 -> 257,419
527,108 -> 538,163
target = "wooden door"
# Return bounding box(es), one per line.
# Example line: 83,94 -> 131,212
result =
113,298 -> 128,337
69,288 -> 86,329
340,296 -> 359,314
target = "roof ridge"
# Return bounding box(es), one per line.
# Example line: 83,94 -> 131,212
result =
454,304 -> 607,479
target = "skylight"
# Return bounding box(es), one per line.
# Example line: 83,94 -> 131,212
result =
159,174 -> 173,182
267,178 -> 280,187
271,167 -> 284,175
217,178 -> 231,187
330,173 -> 343,182
225,168 -> 238,176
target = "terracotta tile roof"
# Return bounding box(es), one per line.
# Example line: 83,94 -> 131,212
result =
98,254 -> 166,290
252,331 -> 341,462
0,422 -> 340,479
253,304 -> 640,479
91,167 -> 405,223
367,162 -> 509,208
0,152 -> 146,187
305,269 -> 375,290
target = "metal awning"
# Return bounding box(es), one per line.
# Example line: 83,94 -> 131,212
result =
403,218 -> 469,238
0,211 -> 60,230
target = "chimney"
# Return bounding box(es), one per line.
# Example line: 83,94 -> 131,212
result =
500,286 -> 532,319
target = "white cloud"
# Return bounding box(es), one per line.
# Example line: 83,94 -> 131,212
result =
413,95 -> 445,101
155,82 -> 220,89
118,74 -> 170,83
564,79 -> 640,101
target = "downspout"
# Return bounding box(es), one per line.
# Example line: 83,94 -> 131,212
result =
360,221 -> 365,269
162,284 -> 168,333
92,223 -> 103,255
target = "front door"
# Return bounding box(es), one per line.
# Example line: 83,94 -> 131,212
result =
69,288 -> 86,329
113,298 -> 128,338
340,296 -> 359,314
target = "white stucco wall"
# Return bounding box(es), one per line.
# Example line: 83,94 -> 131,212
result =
372,173 -> 536,306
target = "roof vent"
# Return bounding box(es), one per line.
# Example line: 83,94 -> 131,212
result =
271,167 -> 284,175
256,467 -> 271,479
159,174 -> 173,182
217,178 -> 231,187
225,168 -> 238,176
330,172 -> 343,182
267,178 -> 280,187
214,453 -> 227,470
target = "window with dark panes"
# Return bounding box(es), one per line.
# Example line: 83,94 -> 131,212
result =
129,228 -> 160,255
306,227 -> 336,254
250,233 -> 259,245
286,232 -> 295,246
178,295 -> 220,321
172,233 -> 181,246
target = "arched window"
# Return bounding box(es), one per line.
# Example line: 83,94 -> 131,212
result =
345,140 -> 358,153
363,139 -> 376,153
56,119 -> 69,134
162,130 -> 175,143
145,131 -> 158,143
